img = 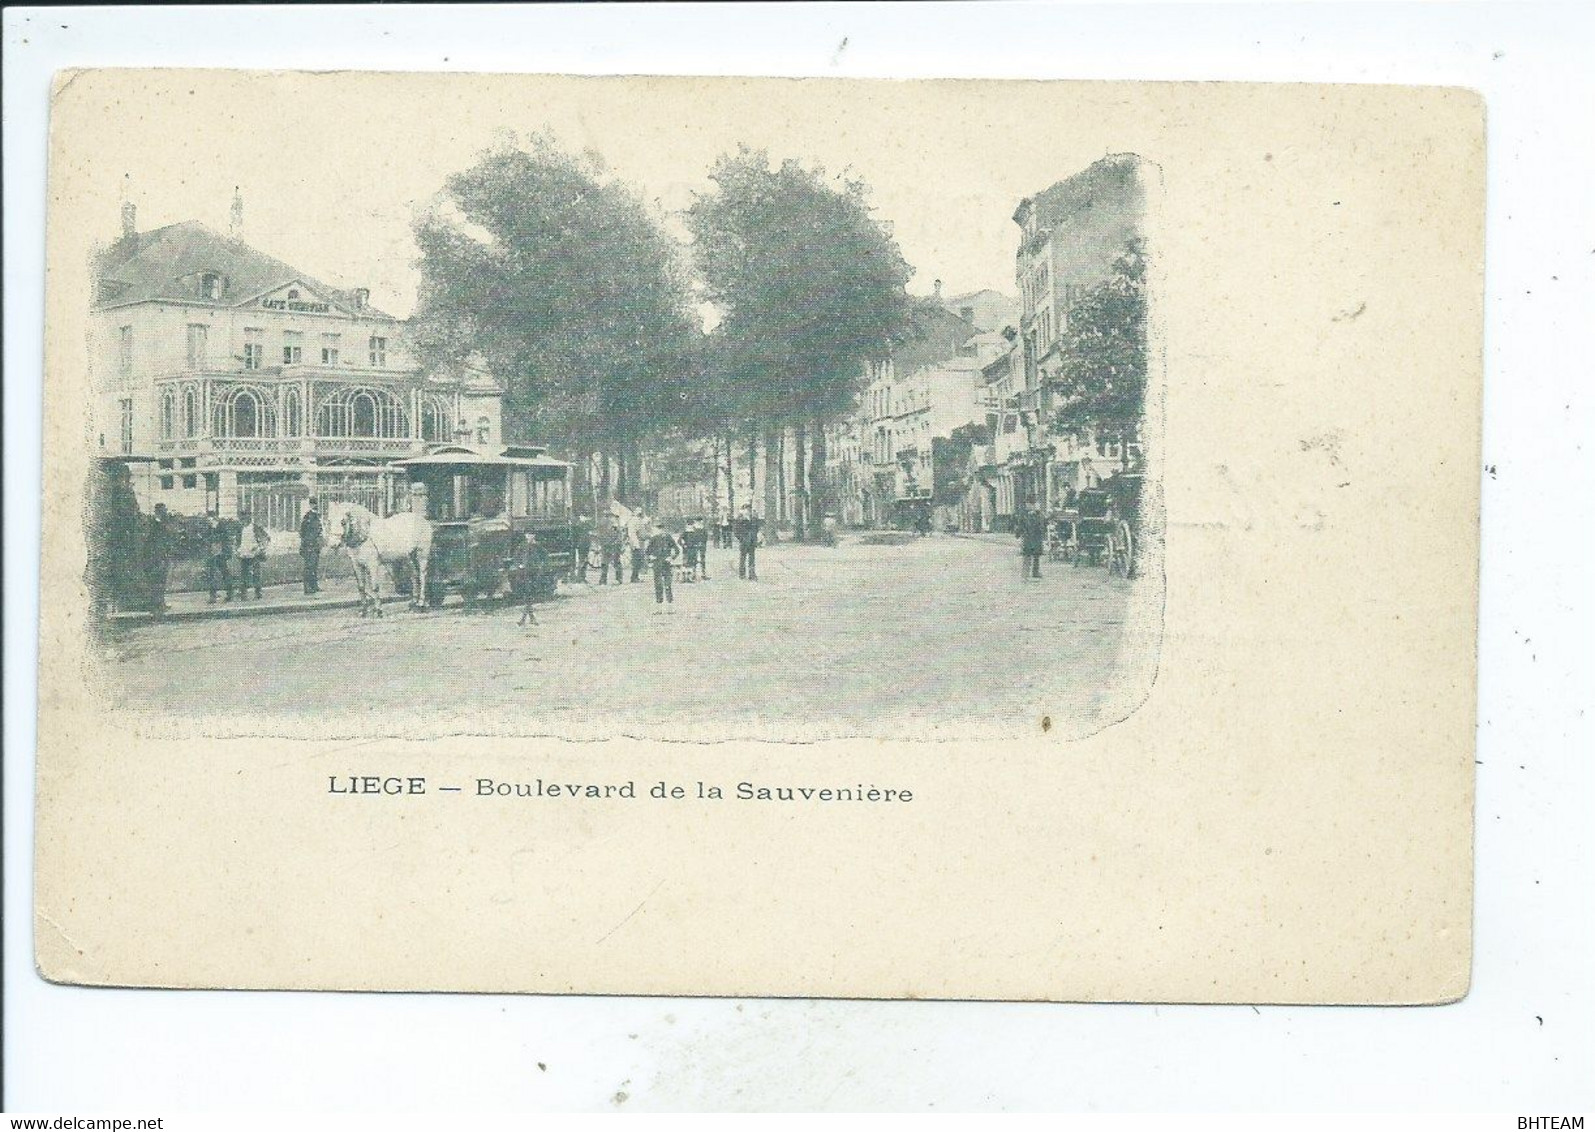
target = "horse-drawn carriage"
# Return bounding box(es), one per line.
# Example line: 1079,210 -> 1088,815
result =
327,444 -> 575,615
1050,473 -> 1144,578
395,444 -> 576,608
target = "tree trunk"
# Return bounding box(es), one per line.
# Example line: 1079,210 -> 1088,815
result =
599,447 -> 612,509
809,414 -> 828,534
615,448 -> 628,505
723,432 -> 736,521
747,423 -> 758,519
792,420 -> 808,541
763,421 -> 782,540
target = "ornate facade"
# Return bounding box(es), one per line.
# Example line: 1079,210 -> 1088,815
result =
93,204 -> 503,529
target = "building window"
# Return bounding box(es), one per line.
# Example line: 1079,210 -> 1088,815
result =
159,389 -> 176,439
182,474 -> 198,489
183,387 -> 199,437
282,330 -> 303,366
321,334 -> 341,367
316,386 -> 409,439
186,324 -> 209,369
368,335 -> 387,368
243,328 -> 264,371
420,395 -> 452,442
213,387 -> 274,439
283,388 -> 302,437
200,272 -> 223,300
118,326 -> 133,379
160,475 -> 174,490
119,397 -> 133,454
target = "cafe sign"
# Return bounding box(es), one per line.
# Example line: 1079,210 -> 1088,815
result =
258,285 -> 332,314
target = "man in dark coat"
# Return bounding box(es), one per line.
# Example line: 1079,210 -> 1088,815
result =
597,517 -> 626,586
644,523 -> 682,608
299,500 -> 323,595
733,505 -> 762,581
1018,507 -> 1046,581
144,503 -> 173,617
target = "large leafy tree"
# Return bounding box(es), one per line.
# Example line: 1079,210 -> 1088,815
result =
409,135 -> 703,505
686,148 -> 914,536
1052,238 -> 1148,455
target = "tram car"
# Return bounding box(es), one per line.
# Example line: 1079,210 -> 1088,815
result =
394,444 -> 575,607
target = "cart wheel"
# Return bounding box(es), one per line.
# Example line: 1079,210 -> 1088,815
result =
1110,521 -> 1133,578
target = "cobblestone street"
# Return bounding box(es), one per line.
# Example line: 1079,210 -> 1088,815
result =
101,533 -> 1152,740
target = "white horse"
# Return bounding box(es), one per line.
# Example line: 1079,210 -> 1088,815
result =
323,493 -> 433,615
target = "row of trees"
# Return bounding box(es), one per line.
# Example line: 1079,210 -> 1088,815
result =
409,135 -> 1149,534
409,136 -> 913,537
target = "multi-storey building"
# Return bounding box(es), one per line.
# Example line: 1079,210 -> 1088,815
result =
1011,154 -> 1147,510
92,200 -> 502,530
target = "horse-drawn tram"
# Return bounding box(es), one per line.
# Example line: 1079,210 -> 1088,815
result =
392,443 -> 575,609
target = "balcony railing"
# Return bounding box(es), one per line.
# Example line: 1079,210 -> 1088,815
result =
154,434 -> 428,461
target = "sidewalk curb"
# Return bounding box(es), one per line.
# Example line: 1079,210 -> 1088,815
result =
110,593 -> 407,625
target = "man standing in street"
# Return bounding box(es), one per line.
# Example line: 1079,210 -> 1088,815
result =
1018,506 -> 1046,582
628,508 -> 648,583
299,499 -> 323,595
144,503 -> 173,618
644,521 -> 682,610
682,518 -> 709,581
597,516 -> 625,586
734,504 -> 762,581
204,509 -> 236,603
236,509 -> 271,600
572,513 -> 593,583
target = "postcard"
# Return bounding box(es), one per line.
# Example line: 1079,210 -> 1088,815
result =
35,70 -> 1481,1001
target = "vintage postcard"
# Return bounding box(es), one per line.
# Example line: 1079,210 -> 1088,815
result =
35,70 -> 1481,1001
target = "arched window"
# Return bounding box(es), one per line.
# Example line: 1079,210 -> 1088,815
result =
234,391 -> 259,437
351,391 -> 377,437
315,387 -> 409,439
183,387 -> 198,437
283,388 -> 302,437
212,386 -> 275,438
420,395 -> 452,442
159,389 -> 176,439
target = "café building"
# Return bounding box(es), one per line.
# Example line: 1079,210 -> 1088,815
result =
92,198 -> 503,531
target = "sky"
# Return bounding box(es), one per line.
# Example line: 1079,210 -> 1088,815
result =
61,71 -> 1140,320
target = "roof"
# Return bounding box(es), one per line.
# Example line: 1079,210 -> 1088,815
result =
1014,154 -> 1145,252
394,444 -> 571,470
93,220 -> 395,318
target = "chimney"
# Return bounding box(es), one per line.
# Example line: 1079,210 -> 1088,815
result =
229,186 -> 244,238
933,279 -> 943,300
119,173 -> 136,239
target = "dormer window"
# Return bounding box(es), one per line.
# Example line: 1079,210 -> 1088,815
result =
199,272 -> 223,300
287,289 -> 300,300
